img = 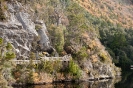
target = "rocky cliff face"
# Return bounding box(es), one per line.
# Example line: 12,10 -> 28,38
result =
0,0 -> 121,84
0,1 -> 52,59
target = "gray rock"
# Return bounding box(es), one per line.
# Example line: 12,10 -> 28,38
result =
0,2 -> 51,59
36,22 -> 51,50
16,12 -> 38,36
8,4 -> 16,13
35,20 -> 43,24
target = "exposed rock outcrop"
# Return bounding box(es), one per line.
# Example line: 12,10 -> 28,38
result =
0,0 -> 121,85
0,1 -> 52,59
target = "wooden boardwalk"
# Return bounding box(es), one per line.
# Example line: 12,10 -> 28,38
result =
10,55 -> 72,64
131,65 -> 133,69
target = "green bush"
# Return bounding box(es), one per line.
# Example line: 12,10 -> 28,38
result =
43,61 -> 54,73
99,52 -> 109,63
5,52 -> 16,60
6,43 -> 13,50
0,38 -> 3,45
66,60 -> 81,79
37,60 -> 62,74
76,47 -> 88,60
35,24 -> 42,30
48,24 -> 65,55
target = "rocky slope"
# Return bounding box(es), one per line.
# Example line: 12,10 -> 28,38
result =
0,0 -> 121,86
0,0 -> 52,59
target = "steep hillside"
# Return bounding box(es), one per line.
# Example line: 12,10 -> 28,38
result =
0,0 -> 121,87
76,0 -> 133,28
72,0 -> 133,69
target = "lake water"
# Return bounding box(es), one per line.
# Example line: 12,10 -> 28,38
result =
115,70 -> 133,88
13,70 -> 133,88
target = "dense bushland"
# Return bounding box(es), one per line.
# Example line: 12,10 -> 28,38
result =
85,14 -> 133,69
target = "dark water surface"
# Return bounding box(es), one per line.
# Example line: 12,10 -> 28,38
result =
13,70 -> 133,88
115,70 -> 133,88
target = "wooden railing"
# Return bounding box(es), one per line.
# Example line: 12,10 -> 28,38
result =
131,65 -> 133,69
10,55 -> 72,64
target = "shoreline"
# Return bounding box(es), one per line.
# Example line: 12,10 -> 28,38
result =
12,76 -> 114,87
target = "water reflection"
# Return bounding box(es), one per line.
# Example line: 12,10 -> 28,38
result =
13,70 -> 133,88
13,78 -> 121,88
115,70 -> 133,88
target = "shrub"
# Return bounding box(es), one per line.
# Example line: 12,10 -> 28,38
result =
0,8 -> 6,21
99,52 -> 109,63
66,60 -> 81,79
37,60 -> 62,74
48,24 -> 65,55
6,43 -> 13,50
0,0 -> 8,21
35,24 -> 42,30
0,38 -> 3,45
5,52 -> 16,60
76,47 -> 88,60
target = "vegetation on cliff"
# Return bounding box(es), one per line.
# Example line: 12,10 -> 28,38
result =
0,0 -> 124,86
30,0 -> 120,79
0,38 -> 16,88
77,0 -> 133,28
75,0 -> 133,69
83,9 -> 133,69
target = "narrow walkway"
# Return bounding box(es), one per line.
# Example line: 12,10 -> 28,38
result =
131,65 -> 133,69
11,55 -> 72,64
